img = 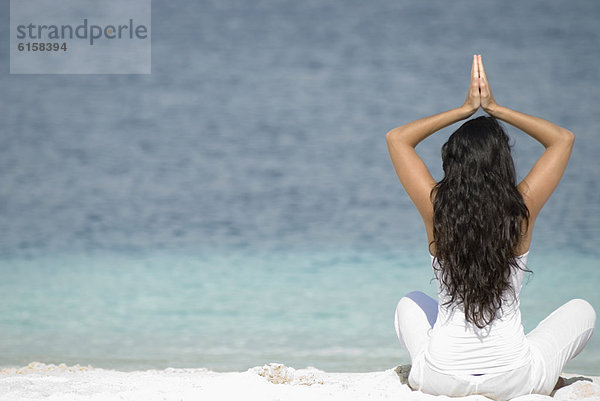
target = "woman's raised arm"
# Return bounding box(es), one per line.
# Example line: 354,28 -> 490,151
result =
477,55 -> 575,224
385,55 -> 480,222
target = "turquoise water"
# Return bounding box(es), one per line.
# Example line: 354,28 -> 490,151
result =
1,248 -> 598,374
1,0 -> 599,374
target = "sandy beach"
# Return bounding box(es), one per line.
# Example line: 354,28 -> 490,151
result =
1,362 -> 598,401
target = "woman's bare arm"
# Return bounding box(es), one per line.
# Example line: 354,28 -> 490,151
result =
385,55 -> 481,223
385,107 -> 474,220
478,55 -> 574,224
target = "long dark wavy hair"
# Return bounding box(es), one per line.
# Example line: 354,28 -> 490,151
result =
430,116 -> 530,329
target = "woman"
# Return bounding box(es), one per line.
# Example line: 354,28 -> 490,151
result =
386,55 -> 595,399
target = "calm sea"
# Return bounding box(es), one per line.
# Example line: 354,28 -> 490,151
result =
1,0 -> 599,374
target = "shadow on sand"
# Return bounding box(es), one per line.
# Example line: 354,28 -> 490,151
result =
550,376 -> 593,396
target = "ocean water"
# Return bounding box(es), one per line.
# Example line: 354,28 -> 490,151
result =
1,0 -> 599,374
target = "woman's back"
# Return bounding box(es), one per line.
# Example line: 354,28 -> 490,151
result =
426,252 -> 531,375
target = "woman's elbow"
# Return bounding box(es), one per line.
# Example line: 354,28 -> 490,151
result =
386,128 -> 401,143
557,128 -> 575,148
563,129 -> 575,144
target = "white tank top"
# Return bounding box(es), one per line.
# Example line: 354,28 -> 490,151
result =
425,252 -> 532,375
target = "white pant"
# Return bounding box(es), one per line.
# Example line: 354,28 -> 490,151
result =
394,291 -> 596,399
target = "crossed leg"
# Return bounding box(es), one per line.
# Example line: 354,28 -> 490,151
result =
527,298 -> 596,395
394,291 -> 438,362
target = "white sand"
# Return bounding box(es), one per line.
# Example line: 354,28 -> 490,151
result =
1,362 -> 599,401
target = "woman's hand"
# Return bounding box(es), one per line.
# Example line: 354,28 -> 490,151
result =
462,54 -> 481,116
477,55 -> 499,114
